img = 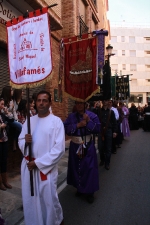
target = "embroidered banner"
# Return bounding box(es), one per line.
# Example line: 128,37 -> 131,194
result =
64,35 -> 98,101
6,8 -> 52,87
116,75 -> 130,100
111,76 -> 116,98
93,30 -> 108,85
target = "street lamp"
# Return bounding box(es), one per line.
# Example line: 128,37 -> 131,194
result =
106,44 -> 115,57
103,44 -> 115,100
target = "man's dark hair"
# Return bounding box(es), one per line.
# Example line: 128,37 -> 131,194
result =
36,90 -> 51,102
148,102 -> 150,106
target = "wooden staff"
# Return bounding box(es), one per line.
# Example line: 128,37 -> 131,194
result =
26,88 -> 34,196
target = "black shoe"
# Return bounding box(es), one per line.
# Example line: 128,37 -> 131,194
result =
75,191 -> 82,197
105,165 -> 110,170
117,145 -> 121,148
112,151 -> 117,154
99,161 -> 104,166
86,194 -> 94,204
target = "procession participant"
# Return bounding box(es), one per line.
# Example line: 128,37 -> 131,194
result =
18,91 -> 65,225
109,100 -> 119,154
143,101 -> 150,131
129,103 -> 139,130
119,102 -> 130,137
98,100 -> 117,170
64,101 -> 100,204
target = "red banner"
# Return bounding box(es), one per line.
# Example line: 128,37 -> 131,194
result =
64,35 -> 98,101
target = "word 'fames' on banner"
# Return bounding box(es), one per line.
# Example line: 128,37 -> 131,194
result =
6,7 -> 52,87
64,34 -> 99,102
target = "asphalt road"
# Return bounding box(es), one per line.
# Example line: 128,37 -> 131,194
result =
59,129 -> 150,225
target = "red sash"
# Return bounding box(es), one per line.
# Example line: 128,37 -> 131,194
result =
25,156 -> 50,181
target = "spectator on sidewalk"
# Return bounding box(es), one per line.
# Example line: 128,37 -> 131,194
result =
1,86 -> 22,151
29,98 -> 36,117
17,99 -> 27,124
13,89 -> 24,113
0,98 -> 12,191
18,91 -> 65,225
64,101 -> 100,203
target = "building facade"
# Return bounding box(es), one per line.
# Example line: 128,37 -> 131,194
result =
110,26 -> 150,105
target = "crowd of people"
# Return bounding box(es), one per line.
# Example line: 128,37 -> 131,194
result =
0,86 -> 37,192
0,87 -> 150,225
64,99 -> 150,206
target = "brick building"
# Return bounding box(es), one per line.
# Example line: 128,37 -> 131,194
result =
0,0 -> 110,171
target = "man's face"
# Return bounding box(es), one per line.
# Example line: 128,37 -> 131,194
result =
103,100 -> 109,107
108,101 -> 112,108
75,102 -> 85,113
36,94 -> 51,115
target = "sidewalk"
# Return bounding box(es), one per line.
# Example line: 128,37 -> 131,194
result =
0,139 -> 70,225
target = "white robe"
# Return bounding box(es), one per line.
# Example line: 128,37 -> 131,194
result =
18,114 -> 65,225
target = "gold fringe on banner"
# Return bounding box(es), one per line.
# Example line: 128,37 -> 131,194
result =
64,87 -> 100,102
63,36 -> 95,45
9,72 -> 54,89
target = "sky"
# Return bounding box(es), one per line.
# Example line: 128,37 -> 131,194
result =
107,0 -> 150,26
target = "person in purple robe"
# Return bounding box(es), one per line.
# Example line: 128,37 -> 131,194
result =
64,101 -> 100,203
119,102 -> 130,137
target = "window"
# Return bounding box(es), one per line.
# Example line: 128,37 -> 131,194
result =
122,64 -> 126,70
130,64 -> 136,71
145,65 -> 150,71
122,50 -> 125,56
130,50 -> 136,57
79,0 -> 86,21
144,37 -> 150,41
121,36 -> 125,42
111,36 -> 117,43
145,51 -> 150,56
129,36 -> 135,43
113,50 -> 117,56
111,64 -> 118,71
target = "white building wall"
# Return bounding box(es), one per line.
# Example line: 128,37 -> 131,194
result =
110,27 -> 150,105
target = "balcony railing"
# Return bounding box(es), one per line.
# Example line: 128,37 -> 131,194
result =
78,16 -> 89,36
92,0 -> 97,6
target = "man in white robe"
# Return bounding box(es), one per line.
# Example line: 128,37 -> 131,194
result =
18,91 -> 65,225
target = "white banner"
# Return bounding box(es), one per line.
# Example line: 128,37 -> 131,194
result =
7,10 -> 52,85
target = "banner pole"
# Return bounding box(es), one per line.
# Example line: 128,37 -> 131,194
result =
26,88 -> 34,196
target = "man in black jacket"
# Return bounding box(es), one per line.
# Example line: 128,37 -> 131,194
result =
98,100 -> 117,170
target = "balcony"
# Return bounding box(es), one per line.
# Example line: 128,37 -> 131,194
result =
25,0 -> 62,31
5,0 -> 62,31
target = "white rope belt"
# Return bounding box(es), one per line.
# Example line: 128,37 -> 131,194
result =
71,135 -> 91,144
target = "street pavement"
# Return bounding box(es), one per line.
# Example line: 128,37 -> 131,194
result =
1,129 -> 150,225
59,129 -> 150,225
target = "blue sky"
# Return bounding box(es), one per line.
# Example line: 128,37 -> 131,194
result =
107,0 -> 150,25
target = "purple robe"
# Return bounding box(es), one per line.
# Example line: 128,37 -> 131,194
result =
121,106 -> 130,137
64,110 -> 100,193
